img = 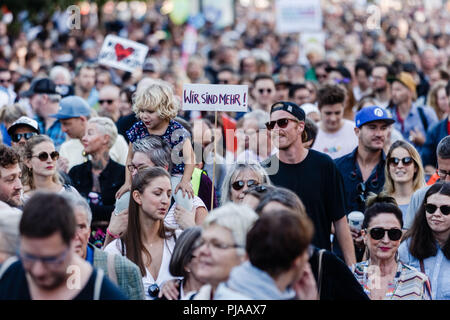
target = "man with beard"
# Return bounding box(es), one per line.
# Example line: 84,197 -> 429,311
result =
370,64 -> 392,109
262,102 -> 356,266
0,145 -> 23,210
335,106 -> 395,260
0,192 -> 127,300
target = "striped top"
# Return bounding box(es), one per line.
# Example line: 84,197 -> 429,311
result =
351,260 -> 431,300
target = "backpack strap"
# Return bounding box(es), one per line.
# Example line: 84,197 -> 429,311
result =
93,269 -> 105,300
106,254 -> 118,285
317,249 -> 325,299
0,256 -> 18,280
419,260 -> 432,299
417,106 -> 429,132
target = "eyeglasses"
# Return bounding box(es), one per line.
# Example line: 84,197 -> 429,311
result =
127,163 -> 148,173
425,203 -> 450,216
32,151 -> 59,161
388,157 -> 414,167
19,248 -> 69,268
367,227 -> 403,241
99,99 -> 114,104
265,118 -> 299,130
232,179 -> 259,191
195,238 -> 242,250
148,283 -> 160,298
437,169 -> 450,179
258,88 -> 272,94
218,79 -> 230,84
11,132 -> 37,143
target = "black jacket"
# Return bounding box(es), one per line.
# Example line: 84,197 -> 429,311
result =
69,159 -> 125,222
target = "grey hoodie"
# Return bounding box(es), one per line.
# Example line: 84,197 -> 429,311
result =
214,261 -> 296,300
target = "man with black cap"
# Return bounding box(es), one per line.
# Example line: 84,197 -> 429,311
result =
335,105 -> 395,260
7,116 -> 40,150
21,78 -> 66,149
52,95 -> 128,172
262,101 -> 356,266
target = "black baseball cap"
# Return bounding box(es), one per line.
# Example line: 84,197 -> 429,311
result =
20,78 -> 58,97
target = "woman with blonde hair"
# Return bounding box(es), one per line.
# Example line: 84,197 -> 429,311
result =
383,140 -> 426,226
22,134 -> 78,201
427,81 -> 449,120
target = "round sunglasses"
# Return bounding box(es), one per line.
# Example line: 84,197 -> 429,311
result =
11,132 -> 37,143
425,203 -> 450,216
367,227 -> 402,241
232,179 -> 259,191
32,151 -> 60,162
387,157 -> 414,167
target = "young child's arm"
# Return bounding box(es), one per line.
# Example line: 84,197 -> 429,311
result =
174,138 -> 195,199
116,142 -> 133,199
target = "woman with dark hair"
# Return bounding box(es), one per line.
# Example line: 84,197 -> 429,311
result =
351,194 -> 431,300
103,167 -> 180,300
399,181 -> 450,300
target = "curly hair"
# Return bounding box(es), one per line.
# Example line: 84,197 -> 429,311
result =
132,80 -> 179,121
0,145 -> 20,175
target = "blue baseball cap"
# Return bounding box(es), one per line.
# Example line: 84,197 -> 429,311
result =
50,96 -> 91,119
355,106 -> 395,128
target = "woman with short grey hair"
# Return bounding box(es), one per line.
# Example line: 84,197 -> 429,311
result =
220,162 -> 271,205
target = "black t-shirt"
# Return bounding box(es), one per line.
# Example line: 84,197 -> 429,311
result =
309,247 -> 369,300
0,259 -> 127,300
262,150 -> 347,250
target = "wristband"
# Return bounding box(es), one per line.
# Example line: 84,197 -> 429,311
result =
107,228 -> 120,239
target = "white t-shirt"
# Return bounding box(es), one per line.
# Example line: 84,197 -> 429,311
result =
164,196 -> 206,230
104,233 -> 180,300
312,119 -> 358,159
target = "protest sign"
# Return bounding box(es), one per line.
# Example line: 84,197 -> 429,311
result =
98,35 -> 149,72
275,0 -> 322,34
182,84 -> 248,112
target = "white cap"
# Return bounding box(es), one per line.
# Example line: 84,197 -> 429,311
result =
300,103 -> 320,116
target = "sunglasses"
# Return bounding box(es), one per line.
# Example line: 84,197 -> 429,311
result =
265,118 -> 298,130
425,203 -> 450,216
11,132 -> 36,143
258,88 -> 272,94
32,151 -> 59,161
99,99 -> 114,104
0,78 -> 11,83
148,283 -> 159,298
232,179 -> 259,191
388,157 -> 414,167
367,227 -> 402,241
218,79 -> 230,84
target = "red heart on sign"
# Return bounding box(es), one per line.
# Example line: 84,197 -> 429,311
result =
114,43 -> 134,61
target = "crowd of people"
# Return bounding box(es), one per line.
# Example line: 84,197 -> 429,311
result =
0,1 -> 449,301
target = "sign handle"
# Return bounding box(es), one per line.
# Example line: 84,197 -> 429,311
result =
211,110 -> 218,211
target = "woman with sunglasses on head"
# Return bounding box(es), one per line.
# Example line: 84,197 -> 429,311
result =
383,140 -> 426,228
103,167 -> 181,300
69,117 -> 125,247
220,162 -> 271,205
398,181 -> 450,300
351,193 -> 431,300
22,134 -> 79,202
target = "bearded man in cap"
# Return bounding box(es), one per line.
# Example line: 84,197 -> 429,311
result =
262,101 -> 356,266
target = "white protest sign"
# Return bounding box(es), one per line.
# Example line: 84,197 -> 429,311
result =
98,35 -> 149,72
275,0 -> 322,34
182,84 -> 248,112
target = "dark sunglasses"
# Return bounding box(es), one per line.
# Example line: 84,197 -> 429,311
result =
258,88 -> 272,94
232,179 -> 259,191
99,99 -> 114,104
0,78 -> 11,83
388,157 -> 414,167
32,151 -> 59,162
356,182 -> 367,205
11,132 -> 36,143
367,227 -> 402,241
425,203 -> 450,216
218,79 -> 229,84
265,118 -> 298,130
148,283 -> 159,298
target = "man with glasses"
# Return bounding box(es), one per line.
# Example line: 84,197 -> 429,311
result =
335,106 -> 395,260
7,116 -> 40,150
405,136 -> 450,229
0,192 -> 127,300
251,74 -> 276,112
216,67 -> 239,85
262,101 -> 356,266
98,85 -> 121,123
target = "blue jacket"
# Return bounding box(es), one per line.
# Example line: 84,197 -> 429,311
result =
421,117 -> 449,167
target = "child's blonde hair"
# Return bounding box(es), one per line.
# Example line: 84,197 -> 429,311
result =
132,80 -> 179,121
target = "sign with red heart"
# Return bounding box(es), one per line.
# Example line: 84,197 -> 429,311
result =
98,35 -> 149,72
